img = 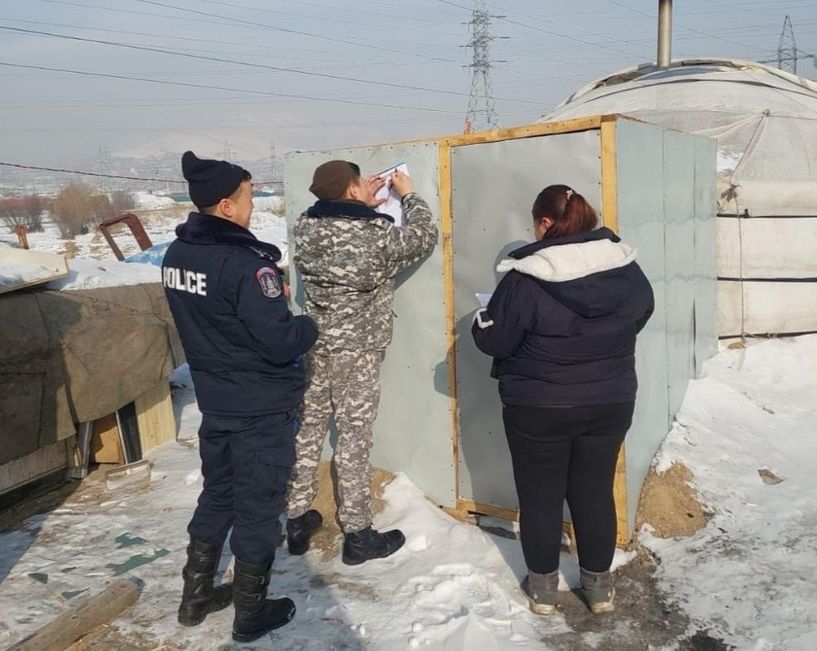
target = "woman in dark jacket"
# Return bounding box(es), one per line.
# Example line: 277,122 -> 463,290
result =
472,184 -> 654,615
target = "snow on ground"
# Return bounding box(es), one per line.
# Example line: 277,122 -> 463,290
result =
642,335 -> 817,651
0,366 -> 633,651
45,259 -> 160,291
133,191 -> 178,211
0,205 -> 288,267
1,337 -> 816,648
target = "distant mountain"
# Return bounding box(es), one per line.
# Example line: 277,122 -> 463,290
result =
115,132 -> 278,167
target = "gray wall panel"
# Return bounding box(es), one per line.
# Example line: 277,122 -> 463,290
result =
284,143 -> 455,506
694,139 -> 719,368
663,130 -> 696,418
615,120 -> 671,534
450,131 -> 602,508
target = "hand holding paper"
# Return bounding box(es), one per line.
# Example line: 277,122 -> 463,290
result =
374,163 -> 410,226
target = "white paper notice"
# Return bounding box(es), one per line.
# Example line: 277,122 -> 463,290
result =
374,163 -> 409,226
476,292 -> 493,308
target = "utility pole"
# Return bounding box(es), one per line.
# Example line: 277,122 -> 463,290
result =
759,15 -> 816,75
97,142 -> 112,192
463,0 -> 507,134
269,143 -> 283,194
217,140 -> 237,162
779,15 -> 798,74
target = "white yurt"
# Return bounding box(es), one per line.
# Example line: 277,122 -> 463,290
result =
544,58 -> 817,338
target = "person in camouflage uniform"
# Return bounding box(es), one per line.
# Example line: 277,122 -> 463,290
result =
286,160 -> 438,565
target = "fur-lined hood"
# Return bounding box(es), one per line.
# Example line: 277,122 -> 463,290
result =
497,228 -> 641,319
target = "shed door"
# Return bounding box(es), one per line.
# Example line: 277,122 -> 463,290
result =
451,130 -> 603,510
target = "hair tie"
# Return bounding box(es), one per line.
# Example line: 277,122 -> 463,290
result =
565,189 -> 574,201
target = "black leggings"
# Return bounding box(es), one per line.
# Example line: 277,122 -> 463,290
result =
503,402 -> 634,574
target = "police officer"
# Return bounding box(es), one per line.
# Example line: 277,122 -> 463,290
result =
163,151 -> 318,643
286,161 -> 438,564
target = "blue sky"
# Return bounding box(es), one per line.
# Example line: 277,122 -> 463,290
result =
1,0 -> 816,165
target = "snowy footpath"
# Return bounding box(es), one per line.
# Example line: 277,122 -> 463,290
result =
1,337 -> 816,650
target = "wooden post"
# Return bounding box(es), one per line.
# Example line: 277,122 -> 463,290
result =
14,225 -> 29,250
8,578 -> 141,651
437,143 -> 460,505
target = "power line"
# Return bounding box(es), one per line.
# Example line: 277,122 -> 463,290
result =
0,61 -> 465,115
0,161 -> 186,184
5,17 -> 420,65
38,0 -> 459,61
602,0 -> 771,56
131,0 -> 459,63
195,0 -> 456,34
0,25 -> 541,106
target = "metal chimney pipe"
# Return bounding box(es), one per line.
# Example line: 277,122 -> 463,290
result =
657,0 -> 673,68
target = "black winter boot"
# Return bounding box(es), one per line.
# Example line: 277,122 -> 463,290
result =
177,539 -> 233,627
286,510 -> 323,556
232,558 -> 296,643
341,526 -> 405,566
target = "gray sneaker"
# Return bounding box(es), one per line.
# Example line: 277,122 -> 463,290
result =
580,567 -> 615,614
521,570 -> 559,615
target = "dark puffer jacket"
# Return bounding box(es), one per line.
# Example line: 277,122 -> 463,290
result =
471,227 -> 654,407
163,212 -> 318,416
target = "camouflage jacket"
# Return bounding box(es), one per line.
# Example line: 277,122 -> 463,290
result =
293,193 -> 438,353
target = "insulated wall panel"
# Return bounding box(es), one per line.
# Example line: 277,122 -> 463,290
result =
694,138 -> 719,373
717,217 -> 817,279
718,280 -> 817,337
284,143 -> 455,506
614,119 -> 671,534
663,129 -> 697,418
449,131 -> 602,509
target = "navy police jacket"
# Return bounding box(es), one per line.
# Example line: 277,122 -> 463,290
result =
472,228 -> 654,407
162,212 -> 318,416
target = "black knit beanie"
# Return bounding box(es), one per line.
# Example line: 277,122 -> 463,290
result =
181,150 -> 250,210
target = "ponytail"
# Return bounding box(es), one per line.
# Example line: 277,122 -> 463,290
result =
532,184 -> 598,239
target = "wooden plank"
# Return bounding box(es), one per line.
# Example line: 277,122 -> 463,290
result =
438,143 -> 460,504
456,499 -> 577,548
8,578 -> 140,651
91,414 -> 124,465
600,118 -> 619,232
614,444 -> 630,547
0,248 -> 69,295
0,440 -> 69,495
600,121 -> 629,544
134,380 -> 176,453
441,116 -> 605,148
457,498 -> 519,522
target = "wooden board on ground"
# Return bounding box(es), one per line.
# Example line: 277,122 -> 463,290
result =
7,578 -> 141,651
134,380 -> 176,453
0,248 -> 69,295
91,414 -> 125,465
0,439 -> 70,495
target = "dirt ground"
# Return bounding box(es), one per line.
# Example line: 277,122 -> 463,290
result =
636,462 -> 711,539
2,464 -> 733,651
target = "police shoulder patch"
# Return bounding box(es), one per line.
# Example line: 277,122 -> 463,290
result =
255,266 -> 282,298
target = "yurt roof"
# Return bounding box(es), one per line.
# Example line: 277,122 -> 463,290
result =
543,59 -> 817,216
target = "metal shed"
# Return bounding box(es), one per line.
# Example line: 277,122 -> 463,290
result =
284,115 -> 717,544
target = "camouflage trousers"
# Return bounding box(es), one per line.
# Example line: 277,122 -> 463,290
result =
286,349 -> 383,533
